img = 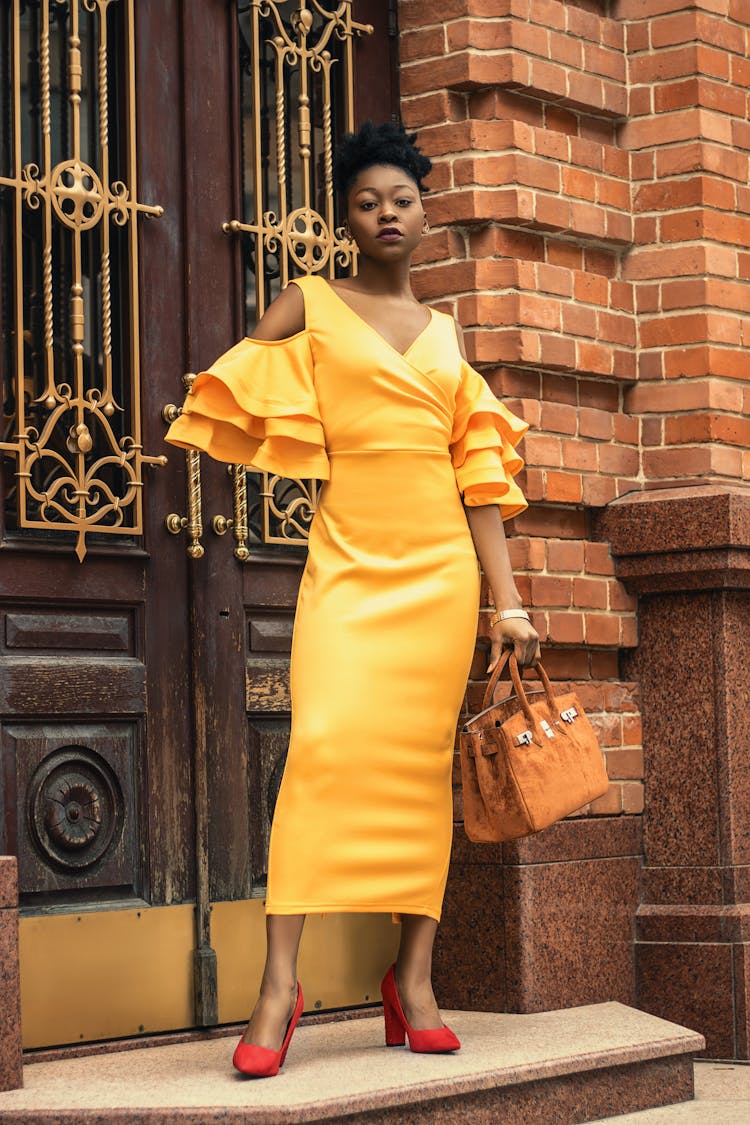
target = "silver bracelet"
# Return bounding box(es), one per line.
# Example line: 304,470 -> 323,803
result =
489,608 -> 531,628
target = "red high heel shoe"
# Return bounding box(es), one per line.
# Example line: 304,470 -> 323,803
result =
232,982 -> 304,1077
380,965 -> 460,1053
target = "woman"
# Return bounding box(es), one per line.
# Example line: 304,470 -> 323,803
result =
166,121 -> 539,1077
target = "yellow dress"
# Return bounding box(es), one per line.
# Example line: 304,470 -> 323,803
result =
166,275 -> 528,921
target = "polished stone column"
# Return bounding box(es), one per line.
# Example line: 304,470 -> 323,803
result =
599,485 -> 750,1059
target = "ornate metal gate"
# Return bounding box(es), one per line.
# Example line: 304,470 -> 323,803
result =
0,0 -> 165,561
169,0 -> 373,558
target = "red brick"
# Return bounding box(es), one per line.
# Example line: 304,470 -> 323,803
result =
584,542 -> 616,576
591,712 -> 623,749
641,417 -> 664,446
562,303 -> 598,339
583,475 -> 618,506
574,272 -> 609,306
507,536 -> 546,571
547,539 -> 585,573
604,682 -> 640,713
562,167 -> 597,202
537,263 -> 574,298
605,748 -> 645,780
576,340 -> 614,376
540,401 -> 578,435
642,446 -> 712,478
541,647 -> 591,680
541,372 -> 578,406
400,26 -> 446,62
547,240 -> 583,270
598,444 -> 640,475
621,782 -> 644,815
590,784 -> 624,816
545,470 -> 583,503
585,248 -> 618,278
530,575 -> 573,607
579,407 -> 613,441
591,651 -> 620,680
578,380 -> 619,411
574,577 -> 608,609
585,612 -> 621,646
547,611 -> 585,645
534,194 -> 571,231
613,415 -> 639,444
538,334 -> 577,371
545,105 -> 579,136
561,439 -> 599,473
609,582 -> 637,613
521,468 -> 546,502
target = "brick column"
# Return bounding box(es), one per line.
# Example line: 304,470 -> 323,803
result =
623,0 -> 750,488
400,0 -> 643,1014
400,0 -> 750,1051
0,857 -> 22,1091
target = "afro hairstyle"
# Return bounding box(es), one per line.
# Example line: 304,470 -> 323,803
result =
333,120 -> 432,202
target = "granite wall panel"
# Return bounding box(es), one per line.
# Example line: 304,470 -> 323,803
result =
0,857 -> 22,1092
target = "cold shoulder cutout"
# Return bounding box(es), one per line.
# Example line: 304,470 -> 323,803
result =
164,331 -> 330,480
450,360 -> 528,520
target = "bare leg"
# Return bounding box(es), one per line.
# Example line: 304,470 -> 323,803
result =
242,914 -> 305,1049
394,914 -> 443,1031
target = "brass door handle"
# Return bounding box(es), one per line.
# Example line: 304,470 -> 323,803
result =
212,464 -> 250,561
163,374 -> 205,559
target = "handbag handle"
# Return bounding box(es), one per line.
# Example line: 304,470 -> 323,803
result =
481,649 -> 562,727
481,648 -> 513,712
507,653 -> 562,727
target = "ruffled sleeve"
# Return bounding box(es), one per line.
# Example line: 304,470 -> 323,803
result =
450,361 -> 529,519
164,331 -> 329,480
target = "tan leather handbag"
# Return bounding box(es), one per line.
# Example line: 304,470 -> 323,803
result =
459,650 -> 609,843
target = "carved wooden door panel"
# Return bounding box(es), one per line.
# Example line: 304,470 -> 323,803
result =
0,0 -> 398,1048
185,0 -> 402,1025
0,0 -> 199,1048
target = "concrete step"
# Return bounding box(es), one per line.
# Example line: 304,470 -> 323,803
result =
0,1002 -> 704,1124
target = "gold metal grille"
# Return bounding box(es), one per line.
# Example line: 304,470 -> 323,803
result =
0,0 -> 164,561
226,0 -> 371,548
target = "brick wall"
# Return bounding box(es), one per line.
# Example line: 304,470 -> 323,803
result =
399,0 -> 750,822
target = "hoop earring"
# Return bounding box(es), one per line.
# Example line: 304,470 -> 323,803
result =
422,220 -> 430,235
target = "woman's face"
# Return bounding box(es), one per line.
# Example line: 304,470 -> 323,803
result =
345,164 -> 425,261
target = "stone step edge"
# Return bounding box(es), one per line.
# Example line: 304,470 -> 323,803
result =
4,1005 -> 706,1125
0,1054 -> 699,1125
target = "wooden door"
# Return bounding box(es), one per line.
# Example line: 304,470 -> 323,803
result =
0,0 -> 398,1049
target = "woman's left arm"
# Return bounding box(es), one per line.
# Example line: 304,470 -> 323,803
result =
464,503 -> 540,673
452,319 -> 539,672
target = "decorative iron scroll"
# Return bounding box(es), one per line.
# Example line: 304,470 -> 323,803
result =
0,0 -> 164,561
225,1 -> 371,547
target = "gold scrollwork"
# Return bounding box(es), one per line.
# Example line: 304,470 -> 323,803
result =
224,0 -> 370,549
0,0 -> 165,561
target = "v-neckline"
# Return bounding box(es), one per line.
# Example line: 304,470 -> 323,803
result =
319,278 -> 434,360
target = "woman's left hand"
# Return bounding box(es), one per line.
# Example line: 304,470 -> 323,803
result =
488,617 -> 540,673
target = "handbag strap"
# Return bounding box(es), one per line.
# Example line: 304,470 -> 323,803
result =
481,648 -> 513,712
481,649 -> 562,726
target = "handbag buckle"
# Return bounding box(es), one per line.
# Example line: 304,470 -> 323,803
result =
540,719 -> 556,739
560,707 -> 578,723
516,729 -> 533,746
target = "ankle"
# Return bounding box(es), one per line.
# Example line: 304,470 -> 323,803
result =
259,972 -> 297,997
394,962 -> 432,991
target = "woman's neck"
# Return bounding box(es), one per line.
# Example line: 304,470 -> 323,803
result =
351,256 -> 416,300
